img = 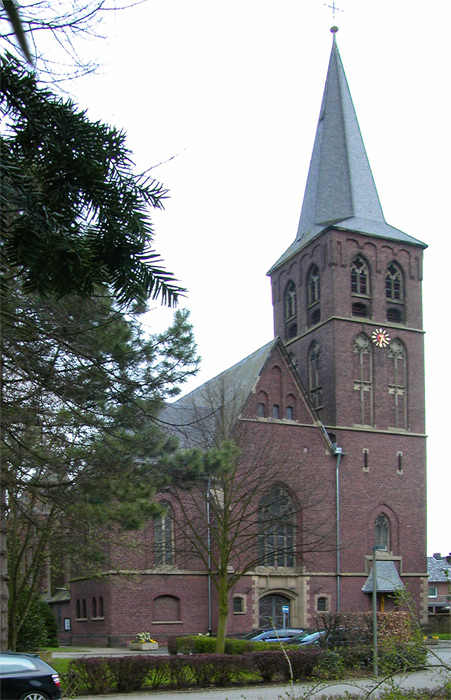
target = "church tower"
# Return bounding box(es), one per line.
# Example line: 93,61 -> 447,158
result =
269,30 -> 428,619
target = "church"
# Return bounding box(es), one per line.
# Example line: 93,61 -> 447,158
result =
63,29 -> 428,647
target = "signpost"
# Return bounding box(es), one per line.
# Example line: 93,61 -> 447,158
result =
281,605 -> 289,629
372,545 -> 387,676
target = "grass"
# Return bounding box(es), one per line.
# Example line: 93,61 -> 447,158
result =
47,658 -> 70,675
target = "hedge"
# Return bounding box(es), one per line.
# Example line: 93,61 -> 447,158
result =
66,649 -> 322,693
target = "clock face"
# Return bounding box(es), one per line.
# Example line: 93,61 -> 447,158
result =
372,328 -> 390,348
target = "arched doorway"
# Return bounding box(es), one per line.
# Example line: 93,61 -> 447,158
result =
259,594 -> 291,628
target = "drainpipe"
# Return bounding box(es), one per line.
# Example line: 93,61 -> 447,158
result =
206,479 -> 212,635
334,446 -> 343,612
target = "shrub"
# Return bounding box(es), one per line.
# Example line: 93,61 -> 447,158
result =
251,651 -> 284,682
210,654 -> 246,686
167,636 -> 179,655
186,654 -> 216,687
194,635 -> 216,654
168,656 -> 193,688
68,658 -> 111,695
15,597 -> 49,651
146,657 -> 170,689
107,656 -> 150,692
171,634 -> 283,655
379,640 -> 428,674
313,650 -> 346,679
288,649 -> 323,680
338,644 -> 373,670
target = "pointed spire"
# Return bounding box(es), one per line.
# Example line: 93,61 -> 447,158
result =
269,31 -> 425,274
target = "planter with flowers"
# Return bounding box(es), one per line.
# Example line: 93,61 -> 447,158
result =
129,632 -> 158,650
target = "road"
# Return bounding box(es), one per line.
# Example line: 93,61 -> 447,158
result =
57,643 -> 450,700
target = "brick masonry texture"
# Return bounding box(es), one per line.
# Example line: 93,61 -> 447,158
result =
63,228 -> 427,646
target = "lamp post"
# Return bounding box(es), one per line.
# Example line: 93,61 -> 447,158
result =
372,545 -> 387,676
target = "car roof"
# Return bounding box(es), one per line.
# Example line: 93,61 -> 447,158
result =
0,652 -> 55,675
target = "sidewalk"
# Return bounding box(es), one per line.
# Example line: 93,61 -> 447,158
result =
52,646 -> 169,658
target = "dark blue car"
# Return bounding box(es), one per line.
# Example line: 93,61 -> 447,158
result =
0,652 -> 62,700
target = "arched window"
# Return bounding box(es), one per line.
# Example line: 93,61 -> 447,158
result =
317,596 -> 328,612
233,596 -> 246,614
76,599 -> 81,619
92,597 -> 97,618
285,280 -> 297,319
99,596 -> 104,617
307,265 -> 321,326
351,256 -> 370,317
386,262 -> 404,323
353,334 -> 373,425
308,265 -> 320,305
374,513 -> 390,550
258,485 -> 295,568
308,341 -> 322,409
351,256 -> 369,295
385,262 -> 403,301
286,393 -> 296,421
257,390 -> 268,418
153,595 -> 180,621
284,281 -> 297,340
82,599 -> 87,618
388,339 -> 407,429
154,502 -> 174,566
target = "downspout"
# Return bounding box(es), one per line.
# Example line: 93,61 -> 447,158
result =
206,479 -> 212,635
334,446 -> 343,612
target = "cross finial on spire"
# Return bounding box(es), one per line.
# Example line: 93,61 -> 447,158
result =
324,1 -> 343,21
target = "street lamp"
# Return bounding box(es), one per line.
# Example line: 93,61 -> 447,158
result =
372,544 -> 387,676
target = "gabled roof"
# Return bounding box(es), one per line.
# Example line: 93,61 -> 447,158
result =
362,560 -> 404,593
269,31 -> 426,275
428,555 -> 451,583
160,340 -> 278,448
160,338 -> 334,452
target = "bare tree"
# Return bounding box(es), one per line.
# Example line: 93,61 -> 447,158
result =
0,0 -> 146,84
163,375 -> 335,653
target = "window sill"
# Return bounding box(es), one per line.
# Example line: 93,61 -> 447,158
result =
152,620 -> 183,624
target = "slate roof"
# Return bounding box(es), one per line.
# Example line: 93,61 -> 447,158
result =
269,32 -> 426,275
160,339 -> 278,448
428,555 -> 451,583
362,560 -> 404,593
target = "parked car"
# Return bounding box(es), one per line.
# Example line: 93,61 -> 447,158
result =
0,652 -> 61,700
242,628 -> 304,643
290,630 -> 325,647
285,630 -> 315,644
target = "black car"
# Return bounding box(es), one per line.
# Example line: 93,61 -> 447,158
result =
0,652 -> 62,700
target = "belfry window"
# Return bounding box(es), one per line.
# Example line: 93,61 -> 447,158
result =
386,262 -> 403,301
308,265 -> 320,305
386,262 -> 404,323
351,256 -> 369,295
351,257 -> 371,318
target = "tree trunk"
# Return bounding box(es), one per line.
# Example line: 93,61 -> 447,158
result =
215,573 -> 229,653
0,485 -> 8,650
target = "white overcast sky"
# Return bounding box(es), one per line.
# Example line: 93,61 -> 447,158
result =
61,0 -> 450,556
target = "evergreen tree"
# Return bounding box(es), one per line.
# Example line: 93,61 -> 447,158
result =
0,54 -> 200,649
2,283 -> 199,649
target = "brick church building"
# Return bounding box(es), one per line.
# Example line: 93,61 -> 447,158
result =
59,30 -> 428,646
